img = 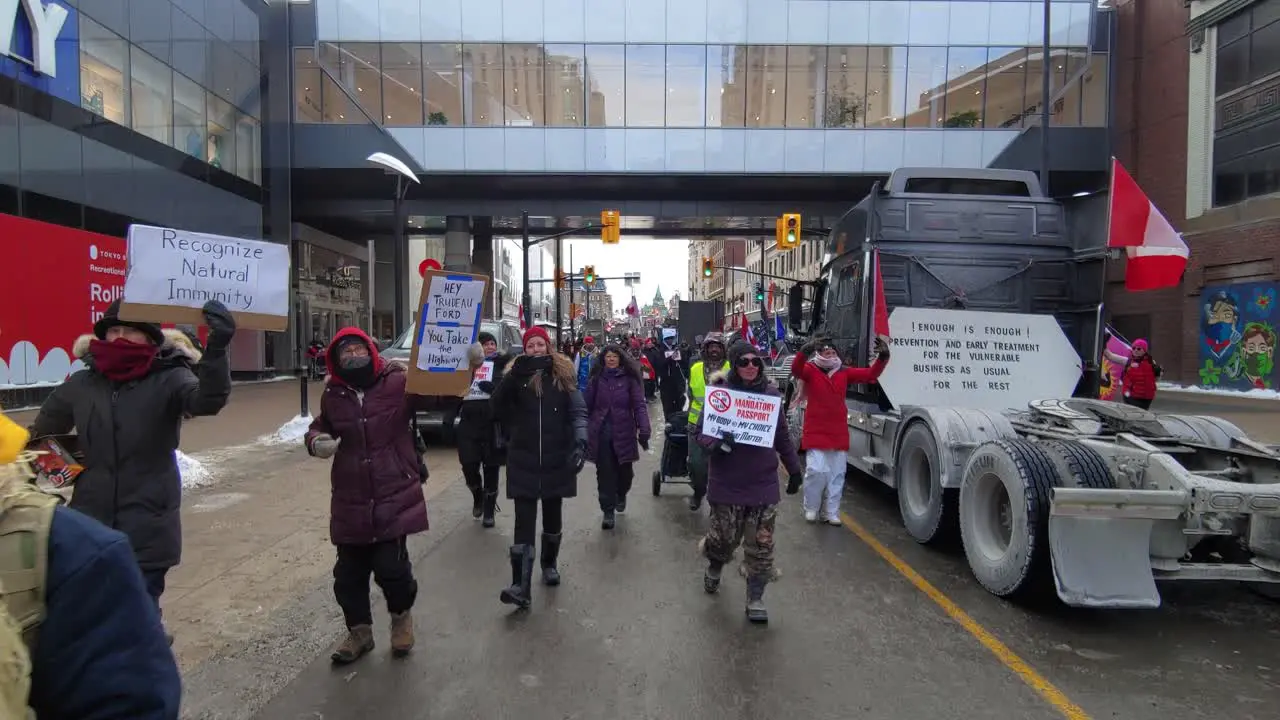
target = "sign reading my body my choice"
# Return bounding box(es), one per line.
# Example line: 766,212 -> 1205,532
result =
701,386 -> 782,448
416,275 -> 485,372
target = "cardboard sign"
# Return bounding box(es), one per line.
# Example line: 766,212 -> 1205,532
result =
407,269 -> 490,396
465,360 -> 495,399
701,386 -> 782,448
119,224 -> 290,331
876,307 -> 1083,412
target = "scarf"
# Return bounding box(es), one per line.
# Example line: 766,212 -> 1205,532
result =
90,339 -> 158,382
811,354 -> 842,373
793,354 -> 841,410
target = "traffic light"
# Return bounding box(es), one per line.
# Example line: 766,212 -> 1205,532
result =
600,210 -> 621,244
754,282 -> 765,303
701,257 -> 714,278
776,213 -> 801,249
583,265 -> 596,285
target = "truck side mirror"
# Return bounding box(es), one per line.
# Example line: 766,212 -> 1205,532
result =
788,285 -> 805,331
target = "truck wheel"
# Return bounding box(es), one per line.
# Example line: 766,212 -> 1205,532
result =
1248,584 -> 1280,602
896,422 -> 954,545
959,439 -> 1062,599
1159,414 -> 1246,449
1038,440 -> 1116,489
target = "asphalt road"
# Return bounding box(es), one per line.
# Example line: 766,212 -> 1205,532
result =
229,400 -> 1279,720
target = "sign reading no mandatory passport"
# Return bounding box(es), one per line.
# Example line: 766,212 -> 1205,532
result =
407,269 -> 490,397
701,387 -> 782,449
119,225 -> 290,331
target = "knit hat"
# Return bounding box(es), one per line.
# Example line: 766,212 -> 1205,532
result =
93,299 -> 164,346
522,325 -> 551,349
477,331 -> 497,345
583,335 -> 595,344
701,332 -> 726,351
727,340 -> 757,365
1132,339 -> 1149,352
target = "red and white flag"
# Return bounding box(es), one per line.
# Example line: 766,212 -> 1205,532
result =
740,314 -> 756,345
625,295 -> 639,317
1107,158 -> 1189,291
517,304 -> 526,332
871,249 -> 890,341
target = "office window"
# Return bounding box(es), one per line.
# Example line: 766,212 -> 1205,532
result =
423,43 -> 463,125
666,45 -> 706,127
319,42 -> 360,123
294,47 -> 323,123
504,44 -> 544,126
984,47 -> 1027,129
207,93 -> 236,172
825,46 -> 868,128
344,44 -> 383,121
745,46 -> 787,128
462,44 -> 503,126
943,46 -> 986,127
904,46 -> 947,128
865,47 -> 907,128
585,45 -> 625,127
235,113 -> 260,184
382,43 -> 425,126
173,72 -> 206,157
706,45 -> 747,127
1080,52 -> 1108,127
544,45 -> 586,126
79,16 -> 129,125
626,45 -> 665,127
785,46 -> 824,128
131,47 -> 173,145
1213,116 -> 1280,206
1020,47 -> 1049,127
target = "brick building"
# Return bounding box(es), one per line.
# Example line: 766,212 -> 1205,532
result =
1108,0 -> 1280,391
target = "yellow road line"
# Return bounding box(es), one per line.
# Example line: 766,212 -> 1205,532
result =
838,512 -> 1093,720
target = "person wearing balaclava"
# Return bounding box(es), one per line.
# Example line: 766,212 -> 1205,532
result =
304,328 -> 430,665
792,335 -> 890,525
30,298 -> 235,644
685,332 -> 729,511
694,341 -> 802,624
457,331 -> 512,527
655,329 -> 689,416
490,326 -> 588,609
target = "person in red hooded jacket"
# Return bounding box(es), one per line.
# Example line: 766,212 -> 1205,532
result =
791,336 -> 890,524
1121,338 -> 1162,410
304,328 -> 432,665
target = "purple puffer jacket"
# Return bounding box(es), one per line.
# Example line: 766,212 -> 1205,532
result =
305,328 -> 429,546
695,373 -> 802,507
584,367 -> 651,464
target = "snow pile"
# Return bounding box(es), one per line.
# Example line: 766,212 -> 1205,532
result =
1158,382 -> 1279,400
176,451 -> 213,489
259,415 -> 313,445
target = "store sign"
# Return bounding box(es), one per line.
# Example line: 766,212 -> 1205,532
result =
0,0 -> 69,77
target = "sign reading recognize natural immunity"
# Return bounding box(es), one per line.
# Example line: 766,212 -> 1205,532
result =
119,224 -> 290,331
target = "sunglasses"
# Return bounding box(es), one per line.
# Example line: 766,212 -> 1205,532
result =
735,356 -> 764,369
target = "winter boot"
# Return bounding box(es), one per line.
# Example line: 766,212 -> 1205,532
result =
745,576 -> 769,624
481,492 -> 499,528
499,544 -> 534,608
390,612 -> 414,657
688,494 -> 703,512
470,486 -> 484,519
615,495 -> 628,514
540,532 -> 563,586
704,560 -> 724,594
331,624 -> 375,664
601,509 -> 616,530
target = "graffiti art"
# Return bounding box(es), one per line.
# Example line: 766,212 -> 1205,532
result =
1198,282 -> 1278,390
1098,333 -> 1132,401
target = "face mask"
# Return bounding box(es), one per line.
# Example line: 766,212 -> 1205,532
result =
1244,354 -> 1266,375
336,354 -> 376,387
1207,322 -> 1234,343
340,355 -> 371,370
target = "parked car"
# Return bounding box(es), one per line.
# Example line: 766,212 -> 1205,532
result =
381,318 -> 523,443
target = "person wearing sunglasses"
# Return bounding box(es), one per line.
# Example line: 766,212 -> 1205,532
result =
693,341 -> 803,624
792,336 -> 891,525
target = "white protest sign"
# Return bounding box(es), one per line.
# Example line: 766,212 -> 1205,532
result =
876,308 -> 1083,413
120,224 -> 290,330
701,386 -> 782,448
415,274 -> 486,372
465,360 -> 494,399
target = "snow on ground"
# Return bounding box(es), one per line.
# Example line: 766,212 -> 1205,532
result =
177,450 -> 213,489
259,414 -> 313,445
1159,382 -> 1279,400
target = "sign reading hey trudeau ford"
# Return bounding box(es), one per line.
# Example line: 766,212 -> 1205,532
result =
0,0 -> 70,76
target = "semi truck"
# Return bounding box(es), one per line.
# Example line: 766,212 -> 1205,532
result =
778,167 -> 1280,608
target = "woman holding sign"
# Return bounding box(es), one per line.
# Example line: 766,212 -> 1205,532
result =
458,331 -> 512,528
584,344 -> 651,529
695,341 -> 803,624
491,326 -> 588,609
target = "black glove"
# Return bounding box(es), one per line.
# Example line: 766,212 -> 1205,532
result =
1153,363 -> 1163,378
477,381 -> 496,394
800,341 -> 817,357
874,337 -> 890,361
786,472 -> 802,495
202,300 -> 236,351
570,441 -> 586,473
716,432 -> 736,455
513,354 -> 552,375
639,434 -> 650,452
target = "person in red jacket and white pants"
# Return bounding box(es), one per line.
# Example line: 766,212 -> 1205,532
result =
791,336 -> 891,524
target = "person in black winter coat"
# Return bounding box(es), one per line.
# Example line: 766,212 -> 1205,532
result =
29,299 -> 235,629
654,332 -> 689,415
490,326 -> 587,609
458,331 -> 512,528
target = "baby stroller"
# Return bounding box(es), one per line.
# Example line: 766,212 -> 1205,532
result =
651,410 -> 692,495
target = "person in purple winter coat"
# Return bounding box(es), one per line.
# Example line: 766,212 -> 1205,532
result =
695,340 -> 803,625
584,344 -> 652,529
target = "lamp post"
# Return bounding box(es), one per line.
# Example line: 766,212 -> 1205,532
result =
366,152 -> 420,333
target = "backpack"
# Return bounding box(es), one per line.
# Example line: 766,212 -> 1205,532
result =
0,468 -> 58,720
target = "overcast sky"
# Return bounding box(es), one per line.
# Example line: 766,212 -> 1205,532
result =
558,238 -> 691,312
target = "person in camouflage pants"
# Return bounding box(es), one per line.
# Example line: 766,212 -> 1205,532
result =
700,504 -> 779,581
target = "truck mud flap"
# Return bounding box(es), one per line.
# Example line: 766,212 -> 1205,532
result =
1048,488 -> 1186,609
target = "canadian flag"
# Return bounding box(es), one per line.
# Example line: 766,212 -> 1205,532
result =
1107,158 -> 1190,291
871,248 -> 890,341
625,295 -> 639,317
518,304 -> 526,332
740,314 -> 755,345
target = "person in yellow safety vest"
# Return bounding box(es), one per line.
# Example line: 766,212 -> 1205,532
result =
686,333 -> 728,511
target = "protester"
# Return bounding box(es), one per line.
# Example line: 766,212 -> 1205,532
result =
686,333 -> 729,511
695,341 -> 803,624
30,298 -> 234,638
584,344 -> 650,529
791,336 -> 890,524
641,338 -> 661,399
458,331 -> 512,528
655,329 -> 689,416
1120,338 -> 1161,410
573,335 -> 597,393
491,326 -> 587,608
0,409 -> 182,719
305,328 -> 430,664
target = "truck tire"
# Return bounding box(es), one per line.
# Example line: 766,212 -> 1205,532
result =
1159,414 -> 1246,449
896,422 -> 955,545
1038,440 -> 1116,489
959,439 -> 1062,599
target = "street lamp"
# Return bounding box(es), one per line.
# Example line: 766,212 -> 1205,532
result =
366,152 -> 420,334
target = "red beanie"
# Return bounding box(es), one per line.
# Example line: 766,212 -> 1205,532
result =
522,326 -> 551,349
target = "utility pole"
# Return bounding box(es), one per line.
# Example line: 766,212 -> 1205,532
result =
568,244 -> 575,342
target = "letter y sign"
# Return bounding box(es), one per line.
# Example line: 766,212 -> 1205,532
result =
0,0 -> 69,77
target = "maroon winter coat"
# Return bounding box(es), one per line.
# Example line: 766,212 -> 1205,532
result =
305,328 -> 429,546
584,367 -> 651,464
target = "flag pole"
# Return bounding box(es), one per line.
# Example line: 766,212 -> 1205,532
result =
1090,157 -> 1118,397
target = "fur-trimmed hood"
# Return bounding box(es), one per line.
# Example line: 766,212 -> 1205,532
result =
503,352 -> 576,395
73,328 -> 203,363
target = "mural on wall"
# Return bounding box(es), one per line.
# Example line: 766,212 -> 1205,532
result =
1198,282 -> 1278,390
